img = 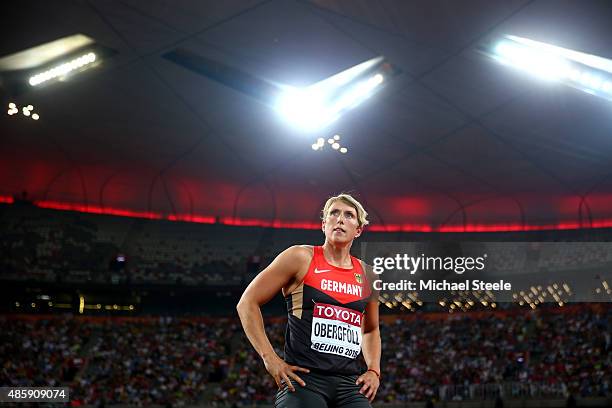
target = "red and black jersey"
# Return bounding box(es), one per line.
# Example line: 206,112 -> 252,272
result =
283,246 -> 372,375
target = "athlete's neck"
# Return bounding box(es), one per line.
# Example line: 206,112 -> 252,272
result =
321,241 -> 353,268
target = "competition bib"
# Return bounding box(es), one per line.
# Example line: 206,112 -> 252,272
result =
311,302 -> 363,359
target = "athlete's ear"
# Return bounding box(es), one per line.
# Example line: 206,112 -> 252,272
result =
355,225 -> 363,238
321,218 -> 326,233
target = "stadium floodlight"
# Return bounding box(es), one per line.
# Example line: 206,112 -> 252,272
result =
311,137 -> 325,150
7,102 -> 18,116
310,133 -> 349,153
276,85 -> 337,131
493,40 -> 570,80
276,57 -> 396,131
0,34 -> 115,95
7,103 -> 40,120
29,52 -> 97,86
487,35 -> 612,101
164,49 -> 398,132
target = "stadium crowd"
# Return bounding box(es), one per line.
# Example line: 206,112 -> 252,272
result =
1,305 -> 610,406
1,316 -> 242,406
377,307 -> 611,402
0,204 -> 282,286
3,204 -> 612,287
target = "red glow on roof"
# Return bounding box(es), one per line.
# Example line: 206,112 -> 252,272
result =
390,197 -> 430,216
369,224 -> 433,232
168,214 -> 216,224
590,219 -> 612,228
220,217 -> 320,229
1,199 -> 609,232
37,201 -> 163,220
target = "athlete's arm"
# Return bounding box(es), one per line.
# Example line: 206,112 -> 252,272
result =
358,298 -> 381,401
236,245 -> 311,391
356,263 -> 381,402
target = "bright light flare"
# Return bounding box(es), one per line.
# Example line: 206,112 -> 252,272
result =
331,74 -> 382,112
494,40 -> 570,80
491,35 -> 612,98
507,35 -> 612,74
275,57 -> 387,132
276,86 -> 338,132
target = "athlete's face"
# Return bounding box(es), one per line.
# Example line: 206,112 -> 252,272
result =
322,201 -> 362,244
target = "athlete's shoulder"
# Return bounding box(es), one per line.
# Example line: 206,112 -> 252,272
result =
279,245 -> 314,264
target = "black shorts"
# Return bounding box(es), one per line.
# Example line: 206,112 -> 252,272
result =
275,370 -> 372,408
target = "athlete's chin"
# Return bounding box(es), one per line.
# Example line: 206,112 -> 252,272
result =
327,235 -> 353,245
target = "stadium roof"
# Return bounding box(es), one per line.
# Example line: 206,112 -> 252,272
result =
2,0 -> 612,231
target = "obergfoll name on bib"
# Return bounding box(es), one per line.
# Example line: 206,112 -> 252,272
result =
311,302 -> 363,359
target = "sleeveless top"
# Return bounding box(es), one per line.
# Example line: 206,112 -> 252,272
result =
283,246 -> 372,375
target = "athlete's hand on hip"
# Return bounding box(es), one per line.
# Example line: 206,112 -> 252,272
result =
356,370 -> 379,402
263,354 -> 309,392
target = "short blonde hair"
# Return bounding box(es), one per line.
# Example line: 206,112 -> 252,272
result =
321,193 -> 369,227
